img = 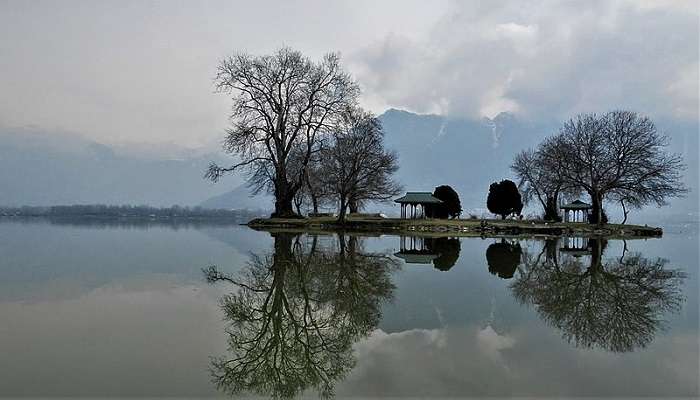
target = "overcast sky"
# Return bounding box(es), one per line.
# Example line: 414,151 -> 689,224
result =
0,0 -> 697,147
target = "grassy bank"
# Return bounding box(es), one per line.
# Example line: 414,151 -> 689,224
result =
247,216 -> 662,239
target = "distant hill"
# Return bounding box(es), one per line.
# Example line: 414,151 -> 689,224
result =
0,127 -> 235,207
379,109 -> 698,221
379,108 -> 557,213
199,184 -> 272,211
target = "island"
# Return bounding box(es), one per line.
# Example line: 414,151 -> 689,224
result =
247,215 -> 662,239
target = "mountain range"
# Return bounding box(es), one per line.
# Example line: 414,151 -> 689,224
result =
0,127 -> 235,207
1,110 -> 696,221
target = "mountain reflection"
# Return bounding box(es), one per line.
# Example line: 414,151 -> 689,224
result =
511,238 -> 686,352
203,232 -> 399,398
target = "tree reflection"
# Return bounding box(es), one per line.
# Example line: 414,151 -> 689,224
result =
485,240 -> 523,279
203,232 -> 398,398
426,237 -> 461,271
512,238 -> 686,352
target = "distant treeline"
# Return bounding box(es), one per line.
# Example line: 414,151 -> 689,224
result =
0,204 -> 263,219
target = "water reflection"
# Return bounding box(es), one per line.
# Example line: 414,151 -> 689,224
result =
485,240 -> 523,279
511,238 -> 687,352
394,236 -> 461,271
204,232 -> 688,398
204,232 -> 399,398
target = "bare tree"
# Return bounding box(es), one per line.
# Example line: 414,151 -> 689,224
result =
321,109 -> 402,223
544,111 -> 686,224
205,48 -> 360,218
294,150 -> 333,215
513,135 -> 582,221
512,150 -> 553,219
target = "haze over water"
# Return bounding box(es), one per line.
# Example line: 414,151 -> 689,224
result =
0,219 -> 696,398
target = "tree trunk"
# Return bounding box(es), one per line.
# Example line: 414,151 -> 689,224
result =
337,197 -> 348,224
271,177 -> 298,218
544,194 -> 560,221
589,191 -> 604,225
348,192 -> 359,214
306,179 -> 319,214
620,199 -> 629,225
273,195 -> 296,218
311,194 -> 319,214
501,214 -> 506,220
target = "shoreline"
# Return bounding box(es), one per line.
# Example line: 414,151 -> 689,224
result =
247,216 -> 663,239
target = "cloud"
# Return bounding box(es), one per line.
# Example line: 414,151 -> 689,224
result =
352,0 -> 699,121
0,0 -> 694,146
0,0 -> 448,147
338,324 -> 699,397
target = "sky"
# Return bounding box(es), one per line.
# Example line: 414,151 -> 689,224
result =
0,0 -> 697,148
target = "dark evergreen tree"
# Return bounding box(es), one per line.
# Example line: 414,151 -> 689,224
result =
430,185 -> 462,219
486,179 -> 523,219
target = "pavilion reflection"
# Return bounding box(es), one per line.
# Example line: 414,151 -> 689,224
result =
394,235 -> 461,271
510,237 -> 687,352
203,232 -> 398,399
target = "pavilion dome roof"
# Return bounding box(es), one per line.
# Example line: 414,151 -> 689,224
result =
394,192 -> 443,204
562,199 -> 592,209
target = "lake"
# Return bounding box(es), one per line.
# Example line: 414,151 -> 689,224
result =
0,218 -> 697,398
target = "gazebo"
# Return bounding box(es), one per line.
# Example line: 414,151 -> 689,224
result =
394,192 -> 443,219
561,200 -> 592,223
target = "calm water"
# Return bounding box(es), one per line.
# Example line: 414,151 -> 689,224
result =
0,219 -> 697,398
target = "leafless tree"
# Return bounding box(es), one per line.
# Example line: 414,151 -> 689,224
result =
512,138 -> 579,221
293,150 -> 333,215
543,111 -> 686,224
321,109 -> 402,223
205,48 -> 360,217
